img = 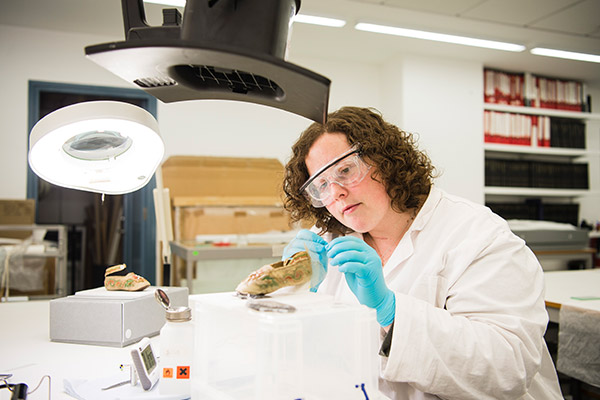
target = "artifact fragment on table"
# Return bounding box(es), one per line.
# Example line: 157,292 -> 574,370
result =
236,251 -> 312,296
104,263 -> 150,291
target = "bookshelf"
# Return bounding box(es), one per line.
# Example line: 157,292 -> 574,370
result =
483,69 -> 600,225
484,102 -> 600,198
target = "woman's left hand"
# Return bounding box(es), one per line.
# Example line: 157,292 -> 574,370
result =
326,236 -> 395,326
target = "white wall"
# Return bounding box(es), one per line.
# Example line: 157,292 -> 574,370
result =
381,54 -> 484,203
0,22 -> 503,207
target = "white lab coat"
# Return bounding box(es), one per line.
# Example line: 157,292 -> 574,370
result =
317,187 -> 563,400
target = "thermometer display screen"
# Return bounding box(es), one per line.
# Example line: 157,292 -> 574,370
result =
141,344 -> 156,372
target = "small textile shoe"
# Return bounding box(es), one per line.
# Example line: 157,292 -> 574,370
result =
104,264 -> 150,291
236,251 -> 312,296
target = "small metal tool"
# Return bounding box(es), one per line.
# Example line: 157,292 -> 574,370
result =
101,380 -> 130,391
247,300 -> 296,313
101,363 -> 139,390
236,291 -> 267,300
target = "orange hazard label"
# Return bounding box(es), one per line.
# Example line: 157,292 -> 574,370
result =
162,368 -> 173,378
176,366 -> 190,379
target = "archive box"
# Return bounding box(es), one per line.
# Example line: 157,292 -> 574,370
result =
190,292 -> 381,400
50,286 -> 188,347
161,155 -> 292,240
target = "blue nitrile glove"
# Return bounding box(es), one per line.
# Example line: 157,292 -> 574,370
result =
283,229 -> 328,292
326,236 -> 395,326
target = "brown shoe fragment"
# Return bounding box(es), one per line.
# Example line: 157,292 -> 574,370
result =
236,251 -> 312,296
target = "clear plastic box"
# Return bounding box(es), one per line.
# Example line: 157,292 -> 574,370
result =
190,292 -> 380,400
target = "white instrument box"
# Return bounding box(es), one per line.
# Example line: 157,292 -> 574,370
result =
50,286 -> 188,347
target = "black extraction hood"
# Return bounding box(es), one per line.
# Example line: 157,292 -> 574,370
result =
85,0 -> 330,123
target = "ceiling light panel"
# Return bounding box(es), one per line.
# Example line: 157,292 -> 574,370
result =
355,22 -> 526,52
144,0 -> 185,7
530,47 -> 600,64
293,14 -> 346,27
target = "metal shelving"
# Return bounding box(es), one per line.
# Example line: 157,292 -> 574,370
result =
0,224 -> 67,299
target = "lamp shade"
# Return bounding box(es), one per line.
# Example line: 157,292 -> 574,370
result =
28,101 -> 164,195
85,0 -> 330,123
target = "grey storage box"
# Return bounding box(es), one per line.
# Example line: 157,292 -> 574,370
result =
50,286 -> 188,347
512,229 -> 589,251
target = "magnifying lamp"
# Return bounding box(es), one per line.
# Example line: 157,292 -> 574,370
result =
28,101 -> 165,195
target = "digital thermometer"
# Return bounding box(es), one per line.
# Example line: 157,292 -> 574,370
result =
130,337 -> 159,390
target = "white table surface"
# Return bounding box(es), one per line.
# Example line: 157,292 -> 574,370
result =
3,270 -> 599,398
0,300 -> 160,400
544,268 -> 600,323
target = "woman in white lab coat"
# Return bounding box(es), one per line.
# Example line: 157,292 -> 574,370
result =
281,106 -> 563,400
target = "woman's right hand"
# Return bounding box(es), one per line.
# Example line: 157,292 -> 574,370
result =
283,229 -> 328,291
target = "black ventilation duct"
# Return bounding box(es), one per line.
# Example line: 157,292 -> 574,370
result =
85,0 -> 330,123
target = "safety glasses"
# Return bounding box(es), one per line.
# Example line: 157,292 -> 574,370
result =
299,144 -> 371,208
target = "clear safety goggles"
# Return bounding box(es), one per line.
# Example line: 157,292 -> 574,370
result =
299,145 -> 371,208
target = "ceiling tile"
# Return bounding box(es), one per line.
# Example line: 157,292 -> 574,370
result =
530,0 -> 600,36
350,0 -> 484,17
461,0 -> 579,27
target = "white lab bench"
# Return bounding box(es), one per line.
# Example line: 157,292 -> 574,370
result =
544,268 -> 600,323
2,269 -> 599,399
0,300 -> 159,400
544,268 -> 600,391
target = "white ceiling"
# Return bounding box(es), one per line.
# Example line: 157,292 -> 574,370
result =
2,0 -> 600,84
349,0 -> 600,37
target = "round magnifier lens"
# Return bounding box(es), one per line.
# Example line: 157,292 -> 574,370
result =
62,130 -> 133,161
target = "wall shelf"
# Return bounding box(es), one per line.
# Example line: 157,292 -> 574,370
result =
483,143 -> 595,158
484,187 -> 592,197
484,103 -> 600,121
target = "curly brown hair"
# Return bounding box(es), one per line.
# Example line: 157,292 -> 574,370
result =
283,106 -> 436,235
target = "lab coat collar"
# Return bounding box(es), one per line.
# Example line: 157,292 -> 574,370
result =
409,185 -> 442,234
380,186 -> 441,270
